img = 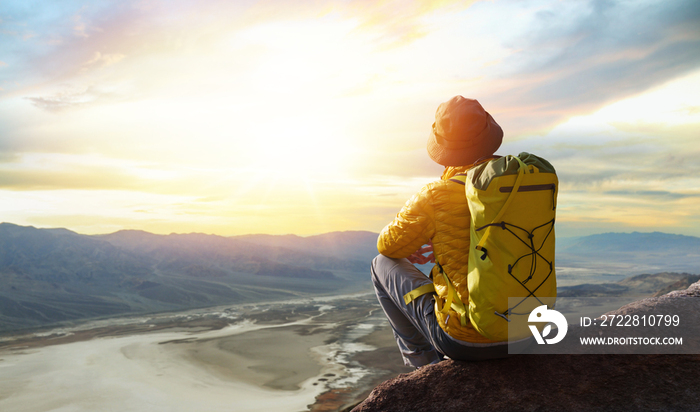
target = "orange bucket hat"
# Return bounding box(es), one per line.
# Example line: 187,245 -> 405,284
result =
427,96 -> 503,166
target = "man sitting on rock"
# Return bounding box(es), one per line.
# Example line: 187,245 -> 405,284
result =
371,96 -> 511,368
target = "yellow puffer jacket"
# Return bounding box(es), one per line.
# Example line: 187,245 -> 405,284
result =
377,164 -> 498,343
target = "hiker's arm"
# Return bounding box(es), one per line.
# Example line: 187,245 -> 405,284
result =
377,185 -> 436,259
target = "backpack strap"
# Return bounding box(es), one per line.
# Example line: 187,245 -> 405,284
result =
474,155 -> 528,260
403,261 -> 469,327
436,263 -> 469,327
403,283 -> 436,304
448,173 -> 467,185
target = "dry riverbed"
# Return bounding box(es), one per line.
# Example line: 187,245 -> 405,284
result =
0,293 -> 411,412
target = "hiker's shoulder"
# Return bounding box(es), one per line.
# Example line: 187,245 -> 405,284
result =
411,180 -> 446,202
414,171 -> 467,195
402,181 -> 459,214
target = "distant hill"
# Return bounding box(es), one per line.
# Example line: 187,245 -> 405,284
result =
557,231 -> 700,274
2,224 -> 698,333
98,230 -> 368,274
558,272 -> 699,297
0,223 -> 375,333
557,231 -> 700,254
234,231 -> 379,262
653,274 -> 700,296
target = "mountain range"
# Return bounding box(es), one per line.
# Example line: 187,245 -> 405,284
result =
1,223 -> 698,333
557,231 -> 700,253
0,223 -> 377,332
557,231 -> 700,273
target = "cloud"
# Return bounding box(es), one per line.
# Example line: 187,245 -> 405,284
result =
82,52 -> 125,69
0,152 -> 19,162
72,10 -> 94,39
0,169 -> 135,191
338,0 -> 476,49
1,0 -> 699,236
25,94 -> 87,112
0,153 -> 198,194
497,89 -> 700,237
25,85 -> 123,112
603,190 -> 700,200
2,0 -> 476,99
493,0 -> 700,134
503,125 -> 700,191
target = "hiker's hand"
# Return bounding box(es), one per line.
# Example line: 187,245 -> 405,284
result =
407,241 -> 435,264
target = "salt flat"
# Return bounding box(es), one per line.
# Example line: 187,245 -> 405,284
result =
0,294 -> 403,412
1,332 -> 324,412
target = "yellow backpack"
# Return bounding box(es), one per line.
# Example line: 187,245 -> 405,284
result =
465,152 -> 558,341
403,153 -> 558,341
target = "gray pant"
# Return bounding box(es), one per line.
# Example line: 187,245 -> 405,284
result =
371,254 -> 517,368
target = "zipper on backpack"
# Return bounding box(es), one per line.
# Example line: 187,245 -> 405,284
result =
499,183 -> 556,210
499,183 -> 554,193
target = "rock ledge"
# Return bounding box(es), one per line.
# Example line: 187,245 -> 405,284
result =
352,281 -> 700,412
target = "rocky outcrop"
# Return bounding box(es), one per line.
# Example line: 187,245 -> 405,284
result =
352,281 -> 700,412
654,275 -> 700,297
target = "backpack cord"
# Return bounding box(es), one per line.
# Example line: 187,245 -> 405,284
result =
493,218 -> 556,318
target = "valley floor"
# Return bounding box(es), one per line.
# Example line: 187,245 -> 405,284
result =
0,293 -> 411,412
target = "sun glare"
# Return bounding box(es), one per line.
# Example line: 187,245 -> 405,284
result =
249,118 -> 353,176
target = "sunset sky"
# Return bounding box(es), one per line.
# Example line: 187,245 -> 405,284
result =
1,0 -> 699,237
